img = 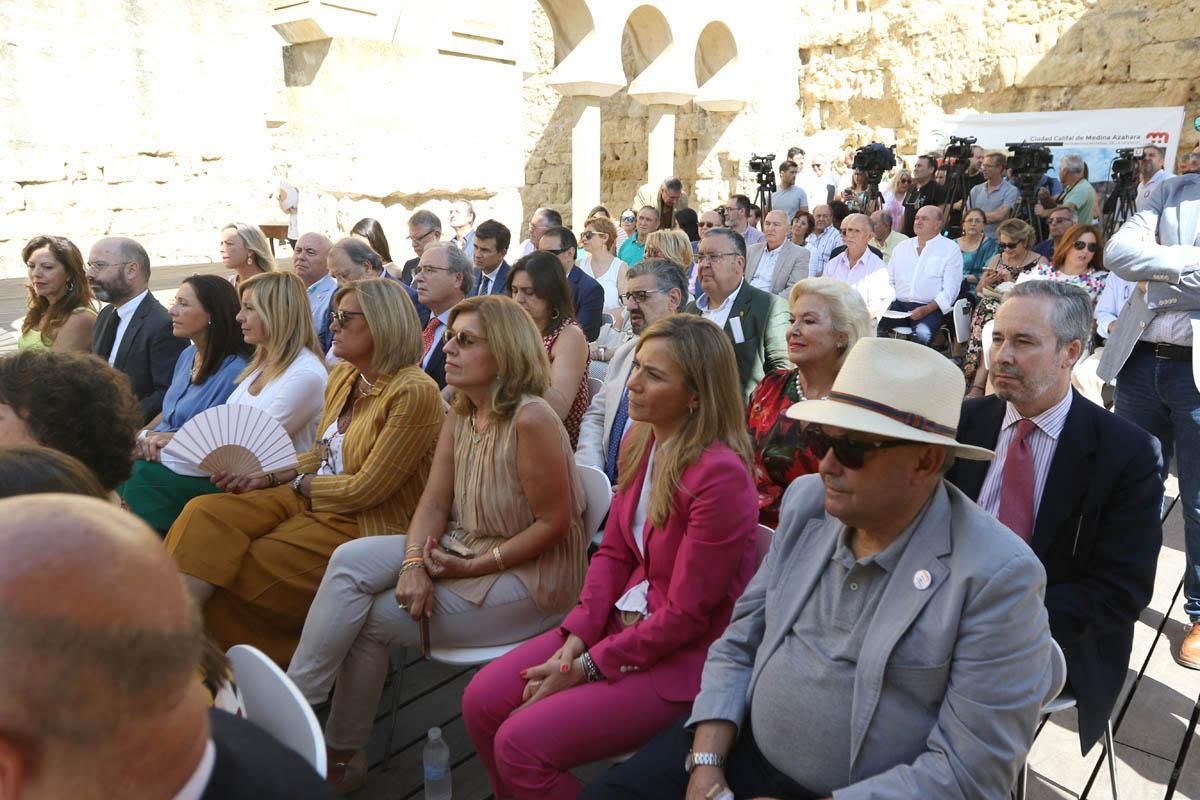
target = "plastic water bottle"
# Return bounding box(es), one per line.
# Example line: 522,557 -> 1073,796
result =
423,726 -> 452,800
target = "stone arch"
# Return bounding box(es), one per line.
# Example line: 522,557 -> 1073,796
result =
620,5 -> 673,82
694,21 -> 737,87
537,0 -> 595,66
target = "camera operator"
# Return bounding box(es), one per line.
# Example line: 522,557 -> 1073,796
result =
1097,167 -> 1200,669
968,151 -> 1020,239
1136,145 -> 1170,211
901,154 -> 947,236
769,160 -> 809,224
1036,154 -> 1096,225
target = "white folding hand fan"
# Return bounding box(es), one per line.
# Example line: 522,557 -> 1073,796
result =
161,405 -> 298,477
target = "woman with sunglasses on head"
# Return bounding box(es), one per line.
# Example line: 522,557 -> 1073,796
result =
287,295 -> 587,791
964,217 -> 1047,393
746,278 -> 870,527
17,235 -> 96,352
165,278 -> 443,667
1016,223 -> 1108,301
507,252 -> 590,449
883,170 -> 910,231
462,314 -> 759,800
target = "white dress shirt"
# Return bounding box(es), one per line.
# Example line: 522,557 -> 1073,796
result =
616,444 -> 655,616
977,389 -> 1073,524
1135,169 -> 1168,212
1095,273 -> 1136,339
748,245 -> 782,292
822,248 -> 895,320
172,738 -> 216,800
886,234 -> 963,313
696,282 -> 743,331
107,289 -> 150,365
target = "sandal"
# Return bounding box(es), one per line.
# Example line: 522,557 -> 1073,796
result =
327,749 -> 368,795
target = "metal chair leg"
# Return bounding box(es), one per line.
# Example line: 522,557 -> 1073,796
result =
1013,759 -> 1028,800
384,647 -> 406,769
1104,719 -> 1119,800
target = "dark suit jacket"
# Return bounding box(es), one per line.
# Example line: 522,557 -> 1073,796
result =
423,327 -> 448,388
202,708 -> 338,799
567,266 -> 604,341
685,281 -> 790,401
400,257 -> 419,285
91,293 -> 186,422
947,390 -> 1163,752
473,261 -> 510,296
321,280 -> 428,354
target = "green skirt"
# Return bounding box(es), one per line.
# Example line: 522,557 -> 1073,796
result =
119,460 -> 223,535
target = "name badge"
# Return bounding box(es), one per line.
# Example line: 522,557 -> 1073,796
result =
730,316 -> 746,344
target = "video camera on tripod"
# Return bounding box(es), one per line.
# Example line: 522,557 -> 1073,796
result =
748,153 -> 777,212
851,142 -> 896,214
942,135 -> 976,174
1102,147 -> 1145,237
940,135 -> 977,237
1004,141 -> 1059,232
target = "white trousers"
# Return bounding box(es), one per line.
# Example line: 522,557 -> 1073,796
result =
287,534 -> 564,750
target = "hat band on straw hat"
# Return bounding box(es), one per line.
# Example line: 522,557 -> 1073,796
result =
827,391 -> 958,438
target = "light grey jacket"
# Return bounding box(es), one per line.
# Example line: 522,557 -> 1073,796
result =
745,239 -> 811,295
1098,173 -> 1200,385
688,474 -> 1054,799
574,338 -> 635,472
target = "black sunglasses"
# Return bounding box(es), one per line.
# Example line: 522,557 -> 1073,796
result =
996,241 -> 1021,251
802,426 -> 915,469
331,310 -> 366,325
1072,240 -> 1099,253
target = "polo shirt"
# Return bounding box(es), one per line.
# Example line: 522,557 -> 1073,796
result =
968,180 -> 1020,239
618,234 -> 646,267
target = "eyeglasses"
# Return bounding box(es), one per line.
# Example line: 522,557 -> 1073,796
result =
620,216 -> 635,223
331,310 -> 366,325
581,231 -> 605,241
802,426 -> 915,470
996,241 -> 1021,251
618,289 -> 664,305
697,221 -> 717,229
1072,240 -> 1099,253
542,245 -> 574,255
1049,216 -> 1073,225
408,229 -> 437,243
442,328 -> 488,347
86,260 -> 129,272
696,252 -> 738,265
417,265 -> 452,275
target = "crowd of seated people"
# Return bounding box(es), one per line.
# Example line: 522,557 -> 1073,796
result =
2,145 -> 1191,798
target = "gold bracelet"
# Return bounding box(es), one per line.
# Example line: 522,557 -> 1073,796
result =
492,545 -> 505,572
401,556 -> 423,567
404,543 -> 423,554
266,472 -> 279,488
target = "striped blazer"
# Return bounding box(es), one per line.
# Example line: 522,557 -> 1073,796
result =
294,362 -> 443,535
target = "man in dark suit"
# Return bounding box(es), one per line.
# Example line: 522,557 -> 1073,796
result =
0,495 -> 336,800
472,218 -> 511,296
399,209 -> 442,285
948,280 -> 1162,755
539,225 -> 604,341
86,236 -> 186,422
686,227 -> 789,400
413,241 -> 473,388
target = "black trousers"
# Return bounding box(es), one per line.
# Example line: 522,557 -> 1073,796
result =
580,713 -> 818,800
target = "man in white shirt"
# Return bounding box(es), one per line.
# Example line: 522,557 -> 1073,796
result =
877,205 -> 963,345
448,199 -> 477,259
806,204 -> 844,277
723,194 -> 765,246
515,207 -> 562,258
86,236 -> 186,421
745,210 -> 811,295
823,213 -> 894,322
292,232 -> 335,334
1135,145 -> 1170,212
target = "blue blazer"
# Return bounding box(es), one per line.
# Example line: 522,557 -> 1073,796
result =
568,266 -> 604,341
473,261 -> 510,296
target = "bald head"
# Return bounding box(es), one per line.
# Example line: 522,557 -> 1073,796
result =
813,205 -> 833,234
293,231 -> 333,286
88,237 -> 150,303
763,209 -> 790,249
913,205 -> 943,242
0,496 -> 201,741
840,213 -> 872,259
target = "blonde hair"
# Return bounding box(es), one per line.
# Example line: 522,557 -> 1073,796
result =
996,218 -> 1037,249
222,223 -> 275,273
644,229 -> 693,271
236,272 -> 321,385
331,279 -> 422,375
585,216 -> 619,255
617,315 -> 753,527
787,277 -> 872,369
448,295 -> 551,421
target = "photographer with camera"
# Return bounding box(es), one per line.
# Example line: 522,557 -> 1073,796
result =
769,160 -> 809,223
901,155 -> 947,236
1036,154 -> 1096,225
968,151 -> 1020,239
1137,145 -> 1170,212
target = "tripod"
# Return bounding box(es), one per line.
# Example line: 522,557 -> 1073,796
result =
941,164 -> 971,238
753,170 -> 776,214
1102,177 -> 1138,238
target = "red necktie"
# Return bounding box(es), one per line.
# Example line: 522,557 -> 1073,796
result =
421,318 -> 439,359
997,418 -> 1037,543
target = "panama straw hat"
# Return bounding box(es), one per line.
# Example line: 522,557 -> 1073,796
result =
786,337 -> 994,461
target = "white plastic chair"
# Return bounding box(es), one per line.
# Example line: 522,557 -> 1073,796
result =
578,463 -> 614,546
1014,639 -> 1117,800
951,297 -> 972,344
226,644 -> 327,778
586,376 -> 603,403
755,524 -> 773,568
982,319 -> 995,371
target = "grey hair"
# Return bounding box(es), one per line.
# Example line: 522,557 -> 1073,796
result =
1049,207 -> 1079,223
873,210 -> 893,228
424,241 -> 475,295
1005,280 -> 1092,349
706,227 -> 746,261
662,177 -> 683,192
332,237 -> 383,273
1060,154 -> 1085,175
626,258 -> 689,312
113,237 -> 151,279
409,209 -> 442,233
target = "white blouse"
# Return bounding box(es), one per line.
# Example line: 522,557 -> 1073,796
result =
225,349 -> 328,453
616,444 -> 655,617
579,254 -> 628,311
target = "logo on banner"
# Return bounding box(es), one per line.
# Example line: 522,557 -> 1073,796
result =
1145,131 -> 1170,144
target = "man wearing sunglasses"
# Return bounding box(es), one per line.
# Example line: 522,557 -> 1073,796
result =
950,280 -> 1162,756
1034,208 -> 1077,259
587,338 -> 1053,800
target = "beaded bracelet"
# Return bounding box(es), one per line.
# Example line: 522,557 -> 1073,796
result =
492,545 -> 506,572
580,651 -> 604,682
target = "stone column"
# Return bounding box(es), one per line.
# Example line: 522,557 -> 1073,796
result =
570,96 -> 602,229
646,104 -> 677,184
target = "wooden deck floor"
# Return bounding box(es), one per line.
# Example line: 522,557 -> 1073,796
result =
349,497 -> 1200,800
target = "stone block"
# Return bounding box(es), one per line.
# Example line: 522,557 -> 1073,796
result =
1138,39 -> 1200,81
0,152 -> 68,184
0,183 -> 25,214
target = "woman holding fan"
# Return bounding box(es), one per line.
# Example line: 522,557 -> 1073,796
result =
120,272 -> 327,534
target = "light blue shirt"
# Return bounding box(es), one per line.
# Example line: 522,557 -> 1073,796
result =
154,345 -> 248,432
307,273 -> 338,335
420,309 -> 452,369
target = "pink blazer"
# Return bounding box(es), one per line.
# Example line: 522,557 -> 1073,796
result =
561,440 -> 758,702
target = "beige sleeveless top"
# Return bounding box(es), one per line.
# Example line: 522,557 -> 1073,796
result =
440,395 -> 588,613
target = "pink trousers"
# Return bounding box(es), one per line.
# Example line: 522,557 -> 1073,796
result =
462,627 -> 690,800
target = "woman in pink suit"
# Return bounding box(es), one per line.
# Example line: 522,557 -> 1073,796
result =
462,313 -> 760,800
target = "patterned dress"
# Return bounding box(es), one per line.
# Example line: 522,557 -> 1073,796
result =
1017,263 -> 1109,302
963,255 -> 1043,383
746,369 -> 822,528
543,317 -> 591,450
